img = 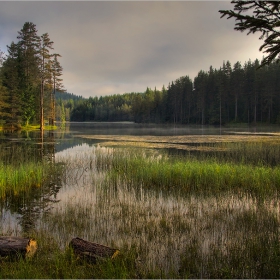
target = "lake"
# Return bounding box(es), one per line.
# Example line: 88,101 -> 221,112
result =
1,122 -> 280,278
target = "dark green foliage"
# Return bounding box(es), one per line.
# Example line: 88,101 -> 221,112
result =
0,22 -> 64,128
219,1 -> 280,67
71,93 -> 135,122
70,59 -> 280,125
0,85 -> 10,120
1,42 -> 22,126
56,91 -> 83,101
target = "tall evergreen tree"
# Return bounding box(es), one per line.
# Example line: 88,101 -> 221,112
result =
231,61 -> 244,122
39,33 -> 53,130
219,1 -> 280,67
194,71 -> 208,125
49,53 -> 64,125
0,48 -> 4,66
0,85 -> 10,121
17,22 -> 41,125
1,42 -> 22,127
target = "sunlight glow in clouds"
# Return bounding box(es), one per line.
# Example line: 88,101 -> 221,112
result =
0,1 -> 263,97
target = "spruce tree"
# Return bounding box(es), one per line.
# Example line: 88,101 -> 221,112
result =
231,61 -> 244,122
1,42 -> 22,128
0,85 -> 10,121
49,53 -> 65,125
17,22 -> 41,125
219,1 -> 280,67
39,33 -> 53,130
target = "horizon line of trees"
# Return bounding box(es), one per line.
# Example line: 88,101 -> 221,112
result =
70,58 -> 280,125
0,22 -> 65,130
2,24 -> 280,127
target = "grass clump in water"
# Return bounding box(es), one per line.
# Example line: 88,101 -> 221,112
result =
0,162 -> 48,198
102,149 -> 280,198
216,140 -> 280,167
0,141 -> 65,199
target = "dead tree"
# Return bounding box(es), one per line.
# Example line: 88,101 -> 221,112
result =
0,236 -> 37,258
69,237 -> 119,262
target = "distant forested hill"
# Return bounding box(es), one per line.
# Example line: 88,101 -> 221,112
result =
55,91 -> 84,101
69,58 -> 280,125
55,92 -> 84,122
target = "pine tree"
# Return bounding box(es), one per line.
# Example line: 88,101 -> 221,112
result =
0,48 -> 4,66
194,71 -> 208,125
231,61 -> 244,122
39,33 -> 53,130
49,53 -> 64,125
1,42 -> 22,128
0,85 -> 10,121
17,22 -> 41,125
219,1 -> 280,67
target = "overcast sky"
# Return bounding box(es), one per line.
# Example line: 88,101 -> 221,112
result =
0,1 -> 264,98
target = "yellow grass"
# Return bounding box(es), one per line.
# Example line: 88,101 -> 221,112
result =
75,134 -> 280,151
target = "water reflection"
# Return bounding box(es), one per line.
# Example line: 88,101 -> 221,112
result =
69,121 -> 280,136
0,129 -> 63,235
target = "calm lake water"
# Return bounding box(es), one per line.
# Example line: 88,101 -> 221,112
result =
1,122 -> 280,277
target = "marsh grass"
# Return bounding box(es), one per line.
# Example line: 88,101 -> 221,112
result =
0,162 -> 47,197
0,228 -> 132,279
24,144 -> 279,278
99,148 -> 280,199
77,133 -> 280,167
211,140 -> 280,167
2,138 -> 280,278
0,143 -> 62,200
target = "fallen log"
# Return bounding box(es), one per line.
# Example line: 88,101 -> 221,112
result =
0,236 -> 37,258
69,237 -> 119,262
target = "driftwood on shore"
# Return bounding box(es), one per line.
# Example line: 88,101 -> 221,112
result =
69,237 -> 119,262
0,236 -> 37,258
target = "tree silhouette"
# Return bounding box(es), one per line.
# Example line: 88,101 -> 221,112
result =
219,1 -> 280,67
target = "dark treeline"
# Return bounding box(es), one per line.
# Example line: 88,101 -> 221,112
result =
2,23 -> 280,126
70,58 -> 280,125
0,22 -> 64,129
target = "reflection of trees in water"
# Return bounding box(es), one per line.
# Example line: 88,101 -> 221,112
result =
0,128 -> 96,235
0,130 -> 64,235
55,137 -> 94,153
2,165 -> 63,235
0,130 -> 57,163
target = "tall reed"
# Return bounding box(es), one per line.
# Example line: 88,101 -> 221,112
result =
2,141 -> 280,278
215,140 -> 280,167
100,148 -> 280,199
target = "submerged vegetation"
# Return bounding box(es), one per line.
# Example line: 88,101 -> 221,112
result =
1,134 -> 280,278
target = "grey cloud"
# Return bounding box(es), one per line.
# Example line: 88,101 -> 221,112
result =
0,1 -> 264,97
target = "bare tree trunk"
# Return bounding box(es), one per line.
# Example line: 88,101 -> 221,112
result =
235,94 -> 238,122
40,79 -> 44,131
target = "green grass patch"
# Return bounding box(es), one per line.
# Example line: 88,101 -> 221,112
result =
101,149 -> 280,198
20,124 -> 58,131
0,161 -> 54,198
2,139 -> 280,278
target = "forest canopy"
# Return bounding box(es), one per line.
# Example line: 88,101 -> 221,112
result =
1,19 -> 280,128
219,1 -> 280,67
69,59 -> 280,125
0,22 -> 64,130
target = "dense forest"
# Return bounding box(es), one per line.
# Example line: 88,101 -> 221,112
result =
1,22 -> 280,127
0,22 -> 64,129
70,59 -> 280,125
